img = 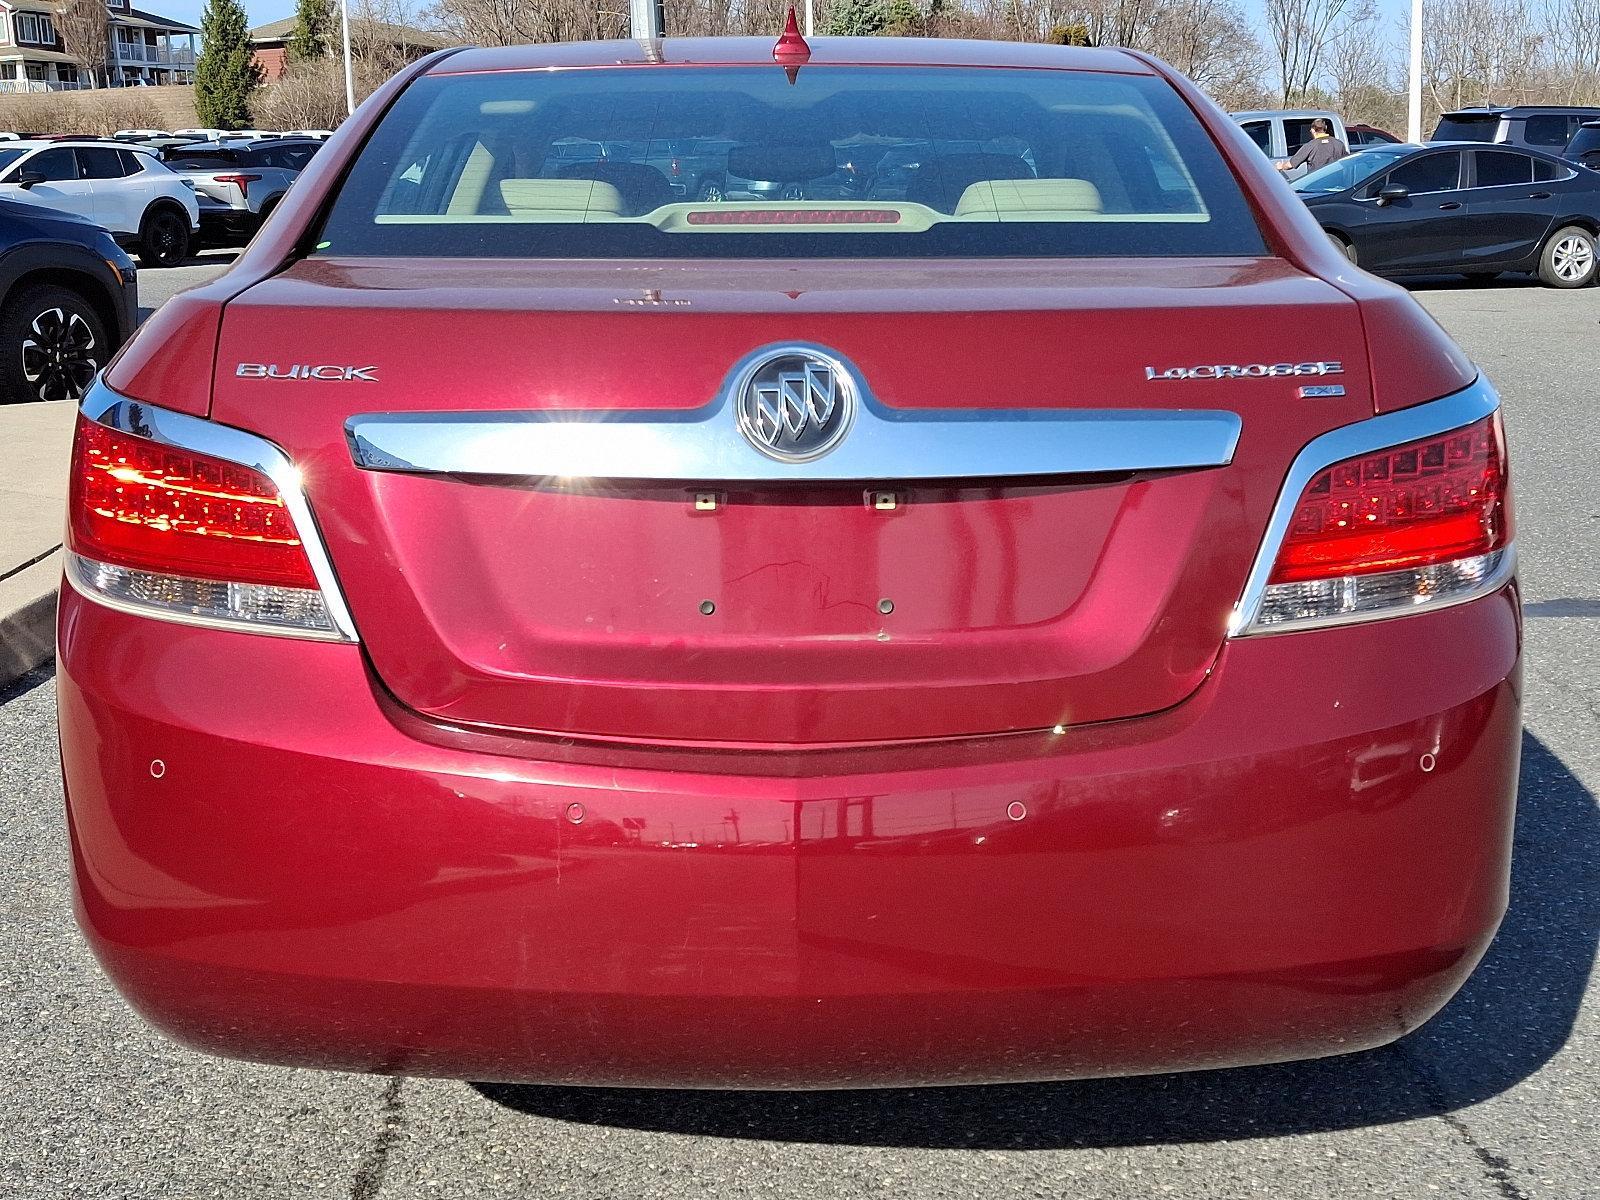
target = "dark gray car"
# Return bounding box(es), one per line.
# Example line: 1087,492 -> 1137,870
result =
1433,106 -> 1600,153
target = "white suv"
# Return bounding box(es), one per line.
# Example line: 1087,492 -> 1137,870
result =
0,140 -> 200,266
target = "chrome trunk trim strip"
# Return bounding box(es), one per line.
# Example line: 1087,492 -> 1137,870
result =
342,343 -> 1243,483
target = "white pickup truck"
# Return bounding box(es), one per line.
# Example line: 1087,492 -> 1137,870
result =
1229,109 -> 1348,179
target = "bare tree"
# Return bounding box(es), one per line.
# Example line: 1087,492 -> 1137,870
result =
1424,0 -> 1542,110
425,0 -> 627,47
1325,0 -> 1387,98
1144,0 -> 1265,107
1265,0 -> 1352,104
55,0 -> 108,88
1544,0 -> 1600,101
1322,0 -> 1406,126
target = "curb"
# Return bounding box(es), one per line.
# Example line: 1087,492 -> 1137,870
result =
0,550 -> 59,691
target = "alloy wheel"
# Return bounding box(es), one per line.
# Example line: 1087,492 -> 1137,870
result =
150,213 -> 185,265
21,306 -> 98,402
1551,235 -> 1595,283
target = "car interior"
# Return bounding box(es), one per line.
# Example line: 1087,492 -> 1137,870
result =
370,74 -> 1213,229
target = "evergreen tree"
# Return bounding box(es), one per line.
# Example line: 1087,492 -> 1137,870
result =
195,0 -> 263,130
1047,23 -> 1095,45
287,0 -> 335,63
824,0 -> 890,36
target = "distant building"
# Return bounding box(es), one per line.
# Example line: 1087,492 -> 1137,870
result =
248,17 -> 448,81
0,0 -> 197,92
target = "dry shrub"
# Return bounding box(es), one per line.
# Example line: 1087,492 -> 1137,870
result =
251,56 -> 390,132
0,91 -> 169,136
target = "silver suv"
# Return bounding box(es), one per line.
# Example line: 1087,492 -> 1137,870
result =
1433,106 -> 1600,153
165,138 -> 321,245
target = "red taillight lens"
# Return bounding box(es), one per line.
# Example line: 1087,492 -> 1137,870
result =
214,172 -> 262,198
1269,414 -> 1510,584
69,416 -> 317,589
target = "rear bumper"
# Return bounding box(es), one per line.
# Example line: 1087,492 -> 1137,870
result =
197,207 -> 258,242
58,584 -> 1522,1088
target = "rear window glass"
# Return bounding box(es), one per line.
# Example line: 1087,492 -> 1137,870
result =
1283,118 -> 1325,153
1433,115 -> 1499,142
168,149 -> 241,170
1474,150 -> 1532,186
1240,120 -> 1272,152
1522,114 -> 1572,146
315,66 -> 1267,260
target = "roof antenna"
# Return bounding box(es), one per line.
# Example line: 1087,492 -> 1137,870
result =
773,5 -> 811,84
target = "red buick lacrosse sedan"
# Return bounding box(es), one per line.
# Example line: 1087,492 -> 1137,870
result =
57,33 -> 1520,1088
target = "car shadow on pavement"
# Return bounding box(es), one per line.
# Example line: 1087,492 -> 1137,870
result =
474,731 -> 1596,1148
1402,275 -> 1547,293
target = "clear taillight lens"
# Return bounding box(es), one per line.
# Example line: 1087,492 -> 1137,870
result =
66,414 -> 351,639
1245,413 -> 1513,632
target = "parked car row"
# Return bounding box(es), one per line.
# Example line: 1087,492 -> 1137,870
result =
0,132 -> 326,270
1229,105 -> 1600,287
0,140 -> 198,267
534,135 -> 1052,206
1293,141 -> 1599,287
1232,104 -> 1600,168
113,126 -> 335,142
0,130 -> 328,403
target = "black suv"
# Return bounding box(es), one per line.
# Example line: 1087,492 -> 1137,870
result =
1566,121 -> 1600,170
0,198 -> 136,403
1434,106 -> 1600,152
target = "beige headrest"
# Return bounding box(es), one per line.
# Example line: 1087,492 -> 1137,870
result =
955,178 -> 1105,216
498,178 -> 624,217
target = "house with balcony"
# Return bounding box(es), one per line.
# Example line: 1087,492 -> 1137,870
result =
0,0 -> 195,92
106,0 -> 197,87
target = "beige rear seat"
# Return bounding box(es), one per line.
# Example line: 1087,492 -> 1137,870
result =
497,178 -> 625,218
955,178 -> 1105,217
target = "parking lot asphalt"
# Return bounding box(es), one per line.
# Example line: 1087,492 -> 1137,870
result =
0,270 -> 1595,1200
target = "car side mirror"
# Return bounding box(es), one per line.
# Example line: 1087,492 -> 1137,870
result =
1377,183 -> 1409,206
16,170 -> 45,189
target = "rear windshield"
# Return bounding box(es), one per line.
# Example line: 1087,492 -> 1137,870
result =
168,149 -> 242,169
315,65 -> 1267,259
1433,115 -> 1500,142
1566,126 -> 1600,155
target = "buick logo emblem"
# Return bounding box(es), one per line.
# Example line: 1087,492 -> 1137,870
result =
735,349 -> 855,462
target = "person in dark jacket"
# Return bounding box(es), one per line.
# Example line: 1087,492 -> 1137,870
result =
1277,119 -> 1350,173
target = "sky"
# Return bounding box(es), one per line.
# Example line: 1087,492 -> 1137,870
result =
155,0 -> 298,34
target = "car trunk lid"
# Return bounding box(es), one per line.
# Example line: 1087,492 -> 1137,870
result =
211,256 -> 1372,746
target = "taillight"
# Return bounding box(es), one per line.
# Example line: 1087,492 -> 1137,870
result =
685,209 -> 901,225
669,155 -> 682,177
1239,410 -> 1513,633
214,172 -> 262,198
66,404 -> 354,640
